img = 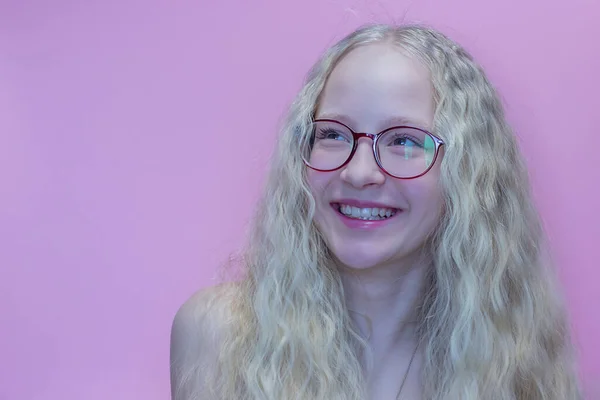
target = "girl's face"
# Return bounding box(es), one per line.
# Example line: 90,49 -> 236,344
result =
307,43 -> 445,270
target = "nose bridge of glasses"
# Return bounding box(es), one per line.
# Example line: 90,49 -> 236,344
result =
353,132 -> 378,156
354,132 -> 377,142
349,132 -> 380,167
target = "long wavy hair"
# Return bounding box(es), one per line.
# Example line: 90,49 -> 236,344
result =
185,23 -> 582,399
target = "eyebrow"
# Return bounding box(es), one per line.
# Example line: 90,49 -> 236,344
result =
316,113 -> 428,131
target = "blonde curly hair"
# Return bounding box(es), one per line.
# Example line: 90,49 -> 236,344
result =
174,23 -> 582,399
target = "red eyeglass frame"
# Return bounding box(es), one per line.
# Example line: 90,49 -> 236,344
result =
302,119 -> 446,179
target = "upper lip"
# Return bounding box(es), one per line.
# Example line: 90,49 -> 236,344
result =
332,199 -> 400,209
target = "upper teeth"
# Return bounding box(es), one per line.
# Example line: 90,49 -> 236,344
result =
339,204 -> 396,219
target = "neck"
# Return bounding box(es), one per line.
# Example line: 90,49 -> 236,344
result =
338,254 -> 430,356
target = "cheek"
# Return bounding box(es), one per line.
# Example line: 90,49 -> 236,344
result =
306,171 -> 320,200
306,170 -> 332,200
306,171 -> 336,228
404,176 -> 444,216
421,184 -> 445,228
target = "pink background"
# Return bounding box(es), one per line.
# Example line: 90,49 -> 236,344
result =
1,0 -> 598,399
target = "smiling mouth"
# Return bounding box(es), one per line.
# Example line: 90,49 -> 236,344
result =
333,203 -> 399,220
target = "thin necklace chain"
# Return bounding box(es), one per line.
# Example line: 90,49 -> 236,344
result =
395,342 -> 419,400
346,308 -> 419,399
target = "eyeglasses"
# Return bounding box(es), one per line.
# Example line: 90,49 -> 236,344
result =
301,119 -> 445,179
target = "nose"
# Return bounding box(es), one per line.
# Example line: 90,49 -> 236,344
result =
340,137 -> 386,188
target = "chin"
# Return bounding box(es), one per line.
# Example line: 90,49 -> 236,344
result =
330,248 -> 389,270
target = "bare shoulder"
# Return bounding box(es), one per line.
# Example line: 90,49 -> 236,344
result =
169,281 -> 239,399
171,281 -> 237,337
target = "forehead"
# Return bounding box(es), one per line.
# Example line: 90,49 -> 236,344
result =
317,43 -> 434,131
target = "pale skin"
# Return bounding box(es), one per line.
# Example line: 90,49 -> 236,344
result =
307,42 -> 444,399
170,43 -> 444,400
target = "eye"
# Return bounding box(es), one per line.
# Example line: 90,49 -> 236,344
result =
316,127 -> 351,142
388,134 -> 424,148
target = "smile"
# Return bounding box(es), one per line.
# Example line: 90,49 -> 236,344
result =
334,203 -> 398,220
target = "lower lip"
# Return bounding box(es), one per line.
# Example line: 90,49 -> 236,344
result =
332,204 -> 400,230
